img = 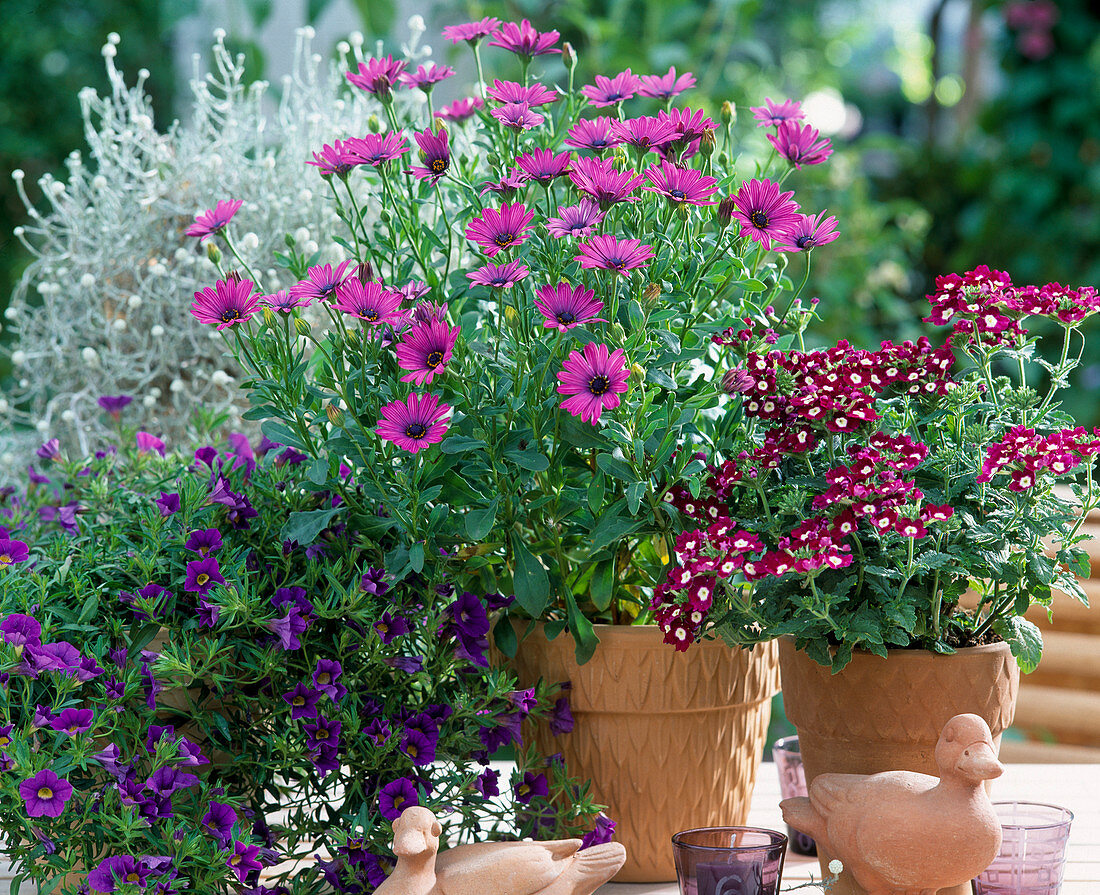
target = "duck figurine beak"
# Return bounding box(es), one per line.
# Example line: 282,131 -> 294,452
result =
956,739 -> 1004,784
393,823 -> 437,858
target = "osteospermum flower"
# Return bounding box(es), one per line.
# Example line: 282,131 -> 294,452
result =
376,393 -> 451,453
638,66 -> 696,100
569,156 -> 645,206
479,167 -> 528,198
774,211 -> 841,252
437,97 -> 484,122
467,260 -> 531,289
261,289 -> 308,312
332,279 -> 405,325
557,342 -> 630,424
610,116 -> 678,152
545,200 -> 605,239
346,131 -> 410,167
191,277 -> 260,329
410,127 -> 450,181
399,63 -> 455,92
465,203 -> 535,257
346,56 -> 407,99
185,199 -> 242,242
644,160 -> 720,205
515,149 -> 572,184
489,19 -> 561,57
730,178 -> 801,250
751,97 -> 805,128
490,102 -> 544,131
564,117 -> 621,153
582,70 -> 641,107
396,318 -> 461,385
768,120 -> 833,168
534,283 -> 605,331
290,260 -> 354,305
486,80 -> 559,106
575,233 -> 654,275
659,107 -> 718,143
19,769 -> 73,818
306,140 -> 361,178
442,17 -> 502,44
0,539 -> 29,565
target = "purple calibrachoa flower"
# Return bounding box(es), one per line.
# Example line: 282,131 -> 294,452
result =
534,283 -> 605,331
550,695 -> 575,735
545,200 -> 605,240
313,659 -> 344,700
447,592 -> 491,667
564,118 -> 620,153
226,841 -> 264,884
515,149 -> 572,184
442,17 -> 501,45
580,813 -> 617,849
373,611 -> 411,644
197,597 -> 220,628
575,234 -> 654,275
514,771 -> 550,804
33,706 -> 54,728
475,768 -> 500,799
88,855 -> 148,892
346,55 -> 407,99
751,97 -> 805,128
290,260 -> 354,305
155,492 -> 180,517
36,438 -> 61,460
185,199 -> 243,242
465,203 -> 536,258
378,777 -> 419,821
20,769 -> 73,817
24,641 -> 82,674
775,211 -> 841,252
307,139 -> 363,178
201,801 -> 237,843
51,708 -> 93,736
190,277 -> 260,329
146,766 -> 199,796
0,540 -> 30,567
638,66 -> 696,100
1,612 -> 40,645
437,97 -> 484,122
467,260 -> 530,290
581,69 -> 641,107
185,528 -> 223,556
376,393 -> 451,454
410,127 -> 451,182
399,63 -> 455,92
184,556 -> 224,596
569,157 -> 645,207
396,318 -> 461,385
610,116 -> 678,153
283,683 -> 322,719
643,160 -> 720,205
486,80 -> 559,106
135,431 -> 166,456
730,178 -> 801,250
489,19 -> 561,57
767,120 -> 833,168
268,608 -> 310,651
332,279 -> 405,326
399,727 -> 438,766
304,717 -> 341,751
97,395 -> 132,418
490,102 -> 544,131
346,131 -> 411,168
557,343 -> 631,424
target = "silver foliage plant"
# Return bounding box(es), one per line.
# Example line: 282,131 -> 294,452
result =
1,20 -> 433,474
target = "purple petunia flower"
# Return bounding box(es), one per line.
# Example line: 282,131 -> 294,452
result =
304,717 -> 341,751
155,492 -> 180,517
411,127 -> 451,182
637,66 -> 696,100
511,688 -> 539,714
486,80 -> 559,106
366,718 -> 392,746
447,592 -> 490,667
202,801 -> 237,843
534,282 -> 605,331
437,96 -> 484,122
373,611 -> 411,644
767,119 -> 833,168
475,767 -> 500,799
557,343 -> 631,424
515,148 -> 572,184
290,261 -> 354,306
396,318 -> 461,385
178,737 -> 208,767
643,160 -> 720,206
465,203 -> 536,257
488,19 -> 560,57
228,432 -> 256,476
751,97 -> 805,128
97,395 -> 133,418
569,156 -> 645,207
135,431 -> 166,456
581,69 -> 641,107
346,55 -> 407,99
467,260 -> 530,290
185,199 -> 243,242
226,841 -> 264,883
580,813 -> 617,849
442,17 -> 501,45
774,210 -> 841,252
19,769 -> 73,818
197,597 -> 221,628
575,234 -> 654,275
399,727 -> 438,766
385,655 -> 424,674
24,641 -> 82,675
76,654 -> 104,681
92,744 -> 126,779
283,683 -> 322,719
730,178 -> 801,250
545,200 -> 605,240
346,131 -> 411,168
146,766 -> 199,796
378,777 -> 419,821
514,771 -> 550,805
1,612 -> 41,646
268,608 -> 310,651
33,706 -> 54,728
88,854 -> 148,892
564,117 -> 621,153
490,102 -> 544,131
185,528 -> 223,556
399,63 -> 455,92
190,277 -> 260,329
184,556 -> 224,596
550,695 -> 575,735
51,708 -> 93,736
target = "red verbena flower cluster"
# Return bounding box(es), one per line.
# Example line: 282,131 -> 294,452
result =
978,425 -> 1100,491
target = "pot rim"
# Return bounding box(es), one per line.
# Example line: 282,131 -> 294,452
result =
778,633 -> 1011,659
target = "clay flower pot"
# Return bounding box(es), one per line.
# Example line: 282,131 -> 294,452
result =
778,636 -> 1020,895
509,623 -> 781,882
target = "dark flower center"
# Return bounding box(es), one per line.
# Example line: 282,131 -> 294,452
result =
750,209 -> 770,228
406,423 -> 427,439
610,259 -> 627,270
38,786 -> 53,799
670,188 -> 686,200
431,158 -> 447,173
490,277 -> 508,287
426,350 -> 445,368
364,309 -> 379,321
796,235 -> 814,249
196,573 -> 210,586
591,138 -> 607,148
556,311 -> 576,324
220,308 -> 241,323
588,375 -> 610,396
493,232 -> 515,247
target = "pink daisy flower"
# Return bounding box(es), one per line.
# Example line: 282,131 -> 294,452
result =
545,200 -> 605,239
397,281 -> 431,302
730,178 -> 801,250
465,203 -> 536,257
581,70 -> 641,107
557,343 -> 630,424
332,280 -> 406,325
490,102 -> 544,131
396,318 -> 461,385
467,260 -> 531,289
774,211 -> 840,252
643,160 -> 720,205
658,107 -> 717,142
637,66 -> 696,100
610,116 -> 678,152
515,149 -> 572,184
442,17 -> 501,45
534,283 -> 605,331
185,199 -> 242,242
410,127 -> 450,181
290,260 -> 355,305
767,120 -> 833,168
399,63 -> 455,92
437,97 -> 485,122
261,289 -> 309,312
486,80 -> 559,106
346,132 -> 410,167
376,393 -> 451,453
306,141 -> 361,178
564,118 -> 621,153
191,277 -> 260,329
346,56 -> 407,99
488,20 -> 561,58
751,98 -> 805,128
479,167 -> 529,198
575,234 -> 654,275
569,156 -> 645,206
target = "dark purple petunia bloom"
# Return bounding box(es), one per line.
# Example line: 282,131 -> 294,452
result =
480,711 -> 523,753
184,556 -> 224,595
475,767 -> 500,799
272,586 -> 314,619
510,688 -> 539,715
447,592 -> 490,667
1,612 -> 41,647
33,705 -> 54,728
385,655 -> 424,674
136,431 -> 166,456
514,771 -> 550,805
24,641 -> 82,675
399,727 -> 438,766
27,465 -> 50,485
268,608 -> 310,651
365,717 -> 392,746
550,695 -> 575,735
140,656 -> 162,710
19,769 -> 73,817
378,777 -> 419,821
92,744 -> 126,779
145,724 -> 175,751
185,528 -> 223,556
155,492 -> 180,517
580,812 -> 617,849
177,737 -> 209,767
312,743 -> 341,776
304,717 -> 342,751
197,597 -> 220,628
103,676 -> 126,700
226,841 -> 264,883
51,708 -> 93,736
228,432 -> 256,476
0,540 -> 31,567
146,766 -> 200,796
97,395 -> 133,419
488,19 -> 560,57
360,567 -> 389,596
312,659 -> 344,701
283,683 -> 322,720
201,801 -> 237,843
88,854 -> 149,892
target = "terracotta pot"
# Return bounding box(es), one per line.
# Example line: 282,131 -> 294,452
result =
779,636 -> 1020,895
508,623 -> 781,882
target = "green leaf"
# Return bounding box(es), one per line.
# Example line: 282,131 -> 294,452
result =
281,507 -> 341,546
306,456 -> 328,486
739,278 -> 768,292
260,421 -> 306,450
493,617 -> 519,658
626,481 -> 646,515
596,452 -> 634,481
588,508 -> 642,555
440,435 -> 487,454
510,450 -> 550,472
587,474 -> 605,514
465,500 -> 499,540
511,535 -> 550,617
565,589 -> 599,664
992,616 -> 1043,674
590,559 -> 615,611
409,542 -> 425,574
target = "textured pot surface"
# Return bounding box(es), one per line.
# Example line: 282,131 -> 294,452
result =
510,624 -> 780,882
779,637 -> 1021,895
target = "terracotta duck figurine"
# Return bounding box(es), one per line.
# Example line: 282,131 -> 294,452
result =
374,806 -> 627,895
780,713 -> 1004,895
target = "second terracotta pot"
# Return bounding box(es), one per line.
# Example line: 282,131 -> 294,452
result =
509,623 -> 781,882
779,636 -> 1020,895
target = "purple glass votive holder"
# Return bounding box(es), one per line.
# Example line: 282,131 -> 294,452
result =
672,827 -> 787,895
772,735 -> 817,856
973,801 -> 1074,895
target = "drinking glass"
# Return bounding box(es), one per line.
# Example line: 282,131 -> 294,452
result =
672,827 -> 787,895
973,801 -> 1074,895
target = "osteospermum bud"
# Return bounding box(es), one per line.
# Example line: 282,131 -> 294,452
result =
721,100 -> 735,124
699,129 -> 716,156
643,283 -> 662,304
206,242 -> 222,264
562,42 -> 577,71
630,363 -> 646,379
717,194 -> 736,229
722,367 -> 755,395
294,317 -> 312,337
503,305 -> 520,328
262,306 -> 277,326
355,262 -> 373,283
326,403 -> 342,424
368,115 -> 381,133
